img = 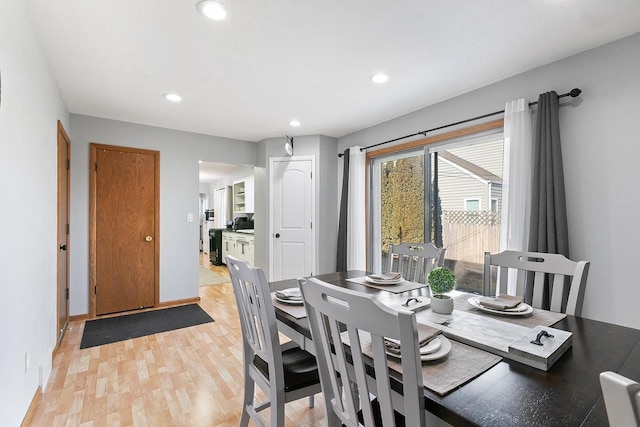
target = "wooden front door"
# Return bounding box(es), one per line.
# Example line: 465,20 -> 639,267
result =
90,144 -> 159,316
56,121 -> 70,344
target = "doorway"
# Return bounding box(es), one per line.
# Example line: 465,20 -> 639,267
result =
89,143 -> 160,316
56,121 -> 70,344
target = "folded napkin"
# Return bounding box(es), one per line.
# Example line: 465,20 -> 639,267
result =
368,272 -> 402,281
384,323 -> 441,355
478,294 -> 524,311
275,288 -> 303,301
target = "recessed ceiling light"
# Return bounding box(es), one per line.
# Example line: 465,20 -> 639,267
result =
289,120 -> 301,127
370,73 -> 389,84
163,93 -> 182,102
197,0 -> 226,20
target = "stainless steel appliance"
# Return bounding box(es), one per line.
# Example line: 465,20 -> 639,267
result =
233,217 -> 254,231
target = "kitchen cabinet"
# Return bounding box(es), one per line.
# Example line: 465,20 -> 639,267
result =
233,175 -> 254,215
221,232 -> 235,263
222,231 -> 254,265
235,233 -> 254,265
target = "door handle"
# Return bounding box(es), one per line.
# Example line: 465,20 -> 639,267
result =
275,233 -> 280,238
145,236 -> 153,242
59,244 -> 67,251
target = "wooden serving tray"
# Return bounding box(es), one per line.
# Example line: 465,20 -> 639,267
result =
415,308 -> 572,371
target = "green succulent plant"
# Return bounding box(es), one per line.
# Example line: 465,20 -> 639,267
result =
428,267 -> 456,297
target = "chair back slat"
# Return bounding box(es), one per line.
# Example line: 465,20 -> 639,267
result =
484,250 -> 590,316
388,242 -> 445,283
515,269 -> 527,297
549,274 -> 567,313
532,271 -> 546,309
300,277 -> 425,427
370,335 -> 395,426
346,326 -> 375,426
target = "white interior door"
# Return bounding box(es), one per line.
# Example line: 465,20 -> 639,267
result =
270,157 -> 315,281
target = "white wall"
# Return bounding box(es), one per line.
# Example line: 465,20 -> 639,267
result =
0,0 -> 69,424
339,32 -> 640,329
69,114 -> 256,315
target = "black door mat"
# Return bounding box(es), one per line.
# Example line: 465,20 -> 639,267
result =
80,304 -> 214,349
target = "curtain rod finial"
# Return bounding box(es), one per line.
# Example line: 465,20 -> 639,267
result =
569,88 -> 582,98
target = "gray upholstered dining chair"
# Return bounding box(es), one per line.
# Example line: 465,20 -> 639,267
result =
483,250 -> 590,316
387,242 -> 445,283
225,256 -> 321,427
299,276 -> 425,427
599,371 -> 640,426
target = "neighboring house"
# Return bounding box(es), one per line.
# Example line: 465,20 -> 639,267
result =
436,138 -> 503,213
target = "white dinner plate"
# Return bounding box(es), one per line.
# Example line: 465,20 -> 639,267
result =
275,296 -> 304,305
468,297 -> 533,316
386,335 -> 451,361
365,276 -> 404,285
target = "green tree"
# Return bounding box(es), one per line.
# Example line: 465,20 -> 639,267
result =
380,155 -> 424,253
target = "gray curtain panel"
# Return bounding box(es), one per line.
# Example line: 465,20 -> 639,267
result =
336,148 -> 350,271
526,91 -> 570,308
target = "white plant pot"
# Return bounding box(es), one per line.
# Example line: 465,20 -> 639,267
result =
430,295 -> 454,314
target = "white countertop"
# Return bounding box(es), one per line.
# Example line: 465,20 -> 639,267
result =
233,229 -> 254,234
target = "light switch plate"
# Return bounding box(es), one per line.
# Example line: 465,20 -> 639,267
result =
186,213 -> 193,223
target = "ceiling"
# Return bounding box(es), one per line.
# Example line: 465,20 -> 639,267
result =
27,0 -> 640,142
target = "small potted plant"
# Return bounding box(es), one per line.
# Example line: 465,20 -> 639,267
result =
428,267 -> 456,314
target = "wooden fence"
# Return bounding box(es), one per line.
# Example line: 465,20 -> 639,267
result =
441,210 -> 501,264
380,211 -> 501,294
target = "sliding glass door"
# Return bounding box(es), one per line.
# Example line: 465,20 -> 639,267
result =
370,131 -> 504,294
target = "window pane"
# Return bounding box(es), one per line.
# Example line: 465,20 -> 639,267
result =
433,137 -> 503,295
465,199 -> 480,211
374,152 -> 425,271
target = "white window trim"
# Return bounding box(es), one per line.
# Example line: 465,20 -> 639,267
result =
464,198 -> 481,211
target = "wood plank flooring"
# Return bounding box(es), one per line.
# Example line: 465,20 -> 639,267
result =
24,255 -> 326,426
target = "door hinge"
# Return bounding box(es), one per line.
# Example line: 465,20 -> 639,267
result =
95,163 -> 98,172
310,222 -> 313,229
310,172 -> 312,179
66,288 -> 69,300
94,286 -> 97,294
66,159 -> 70,170
66,223 -> 69,235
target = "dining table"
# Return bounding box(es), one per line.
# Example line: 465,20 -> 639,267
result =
270,270 -> 640,427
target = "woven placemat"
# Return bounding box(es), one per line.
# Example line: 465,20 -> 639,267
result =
344,330 -> 501,395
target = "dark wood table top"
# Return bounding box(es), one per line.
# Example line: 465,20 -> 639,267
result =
271,271 -> 640,427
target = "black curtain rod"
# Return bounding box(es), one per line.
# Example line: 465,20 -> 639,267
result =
338,88 -> 582,157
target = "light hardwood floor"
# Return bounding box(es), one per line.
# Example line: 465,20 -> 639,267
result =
24,255 -> 326,426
